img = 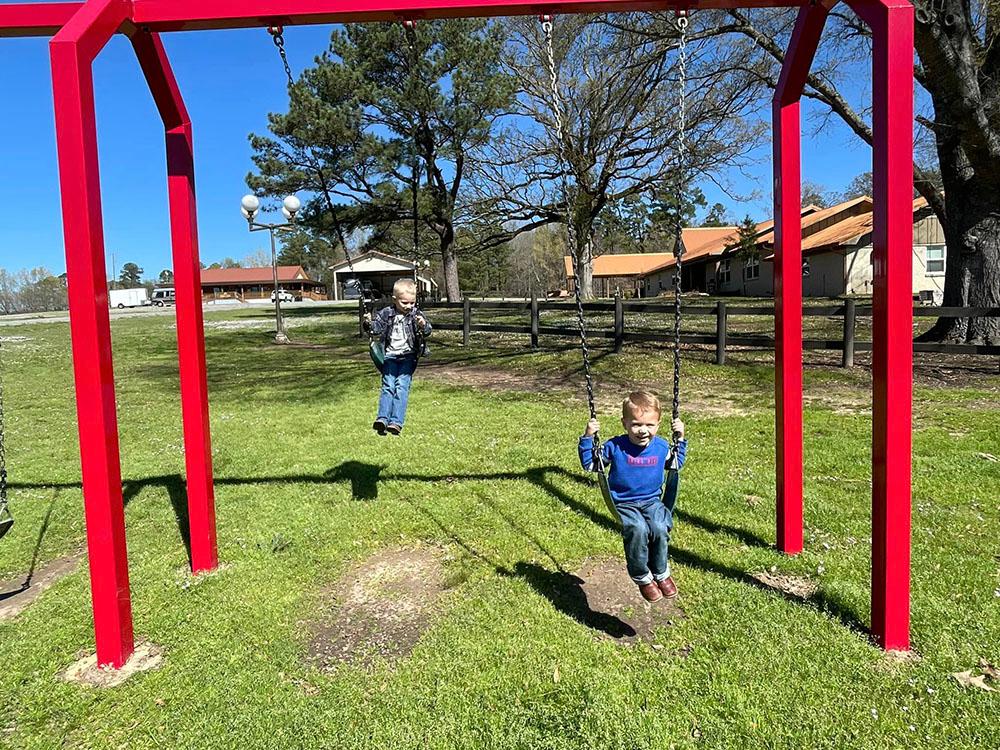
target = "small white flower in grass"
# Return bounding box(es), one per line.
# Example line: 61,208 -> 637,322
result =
909,725 -> 916,732
870,709 -> 878,719
926,686 -> 935,695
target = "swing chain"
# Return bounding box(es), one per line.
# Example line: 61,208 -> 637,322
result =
0,340 -> 9,523
268,26 -> 296,90
266,25 -> 364,309
670,11 -> 688,434
540,18 -> 598,430
403,22 -> 422,278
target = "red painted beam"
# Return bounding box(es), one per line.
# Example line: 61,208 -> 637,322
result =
846,0 -> 913,652
771,2 -> 833,555
0,2 -> 82,37
131,0 -> 806,32
131,30 -> 219,575
50,0 -> 135,668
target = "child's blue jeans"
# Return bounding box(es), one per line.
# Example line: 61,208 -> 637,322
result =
617,500 -> 673,585
377,354 -> 418,427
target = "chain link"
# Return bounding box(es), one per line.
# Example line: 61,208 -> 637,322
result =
670,13 -> 688,446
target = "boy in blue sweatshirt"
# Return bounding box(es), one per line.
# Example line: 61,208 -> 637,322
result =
579,391 -> 687,603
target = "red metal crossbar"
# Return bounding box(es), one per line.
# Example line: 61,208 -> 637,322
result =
1,0 -> 914,664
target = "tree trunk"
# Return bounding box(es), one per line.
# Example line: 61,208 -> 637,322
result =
440,227 -> 462,301
917,189 -> 1000,344
916,131 -> 1000,344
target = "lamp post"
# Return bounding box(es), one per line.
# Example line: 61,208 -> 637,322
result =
240,194 -> 301,344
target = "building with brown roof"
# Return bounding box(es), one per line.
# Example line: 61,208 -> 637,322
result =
200,266 -> 326,302
638,197 -> 946,299
563,228 -> 746,297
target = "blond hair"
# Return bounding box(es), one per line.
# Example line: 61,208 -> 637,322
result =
622,391 -> 661,419
393,278 -> 418,297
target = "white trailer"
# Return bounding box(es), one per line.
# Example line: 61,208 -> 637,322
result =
108,288 -> 150,309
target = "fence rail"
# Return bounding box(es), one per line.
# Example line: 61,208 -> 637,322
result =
365,297 -> 1000,364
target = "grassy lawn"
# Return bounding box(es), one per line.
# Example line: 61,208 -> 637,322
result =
0,305 -> 998,749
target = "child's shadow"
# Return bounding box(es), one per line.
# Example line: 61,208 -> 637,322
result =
507,562 -> 637,639
324,461 -> 385,500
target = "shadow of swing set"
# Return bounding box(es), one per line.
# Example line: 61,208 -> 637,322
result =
1,0 -> 916,668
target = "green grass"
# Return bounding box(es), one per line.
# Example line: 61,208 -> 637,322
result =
1,306 -> 998,749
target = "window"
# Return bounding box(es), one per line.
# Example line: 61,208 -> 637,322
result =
744,255 -> 760,280
718,260 -> 731,285
925,244 -> 945,274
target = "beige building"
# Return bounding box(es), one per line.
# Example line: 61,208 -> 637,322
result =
639,197 -> 947,300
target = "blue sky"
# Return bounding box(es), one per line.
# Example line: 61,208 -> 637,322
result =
0,19 -> 873,279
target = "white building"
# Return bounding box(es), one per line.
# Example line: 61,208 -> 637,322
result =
328,251 -> 437,301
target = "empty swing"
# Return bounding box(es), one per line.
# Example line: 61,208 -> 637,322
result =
540,13 -> 690,520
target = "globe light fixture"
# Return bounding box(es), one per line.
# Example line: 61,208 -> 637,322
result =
238,193 -> 301,344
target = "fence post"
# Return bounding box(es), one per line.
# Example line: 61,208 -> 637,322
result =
462,298 -> 471,345
530,293 -> 539,350
614,293 -> 624,352
716,300 -> 727,365
842,298 -> 856,368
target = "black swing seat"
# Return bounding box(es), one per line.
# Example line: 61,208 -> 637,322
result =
0,510 -> 12,541
595,450 -> 681,526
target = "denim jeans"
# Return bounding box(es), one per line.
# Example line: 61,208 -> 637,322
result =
617,501 -> 673,584
377,354 -> 418,427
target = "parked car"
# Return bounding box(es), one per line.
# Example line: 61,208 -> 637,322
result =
151,287 -> 175,306
342,278 -> 381,301
271,289 -> 295,303
108,288 -> 150,309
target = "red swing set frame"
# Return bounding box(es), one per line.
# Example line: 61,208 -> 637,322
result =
0,0 -> 913,667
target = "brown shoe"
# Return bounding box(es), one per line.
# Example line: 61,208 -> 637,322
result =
638,582 -> 663,602
372,420 -> 387,435
657,576 -> 678,599
386,423 -> 402,435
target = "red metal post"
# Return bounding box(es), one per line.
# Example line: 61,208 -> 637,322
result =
772,2 -> 831,555
131,30 -> 218,573
49,0 -> 133,668
848,0 -> 914,651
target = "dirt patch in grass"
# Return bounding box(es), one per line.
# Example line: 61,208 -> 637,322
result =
306,545 -> 447,670
569,558 -> 684,644
60,642 -> 164,688
750,570 -> 818,600
0,554 -> 81,622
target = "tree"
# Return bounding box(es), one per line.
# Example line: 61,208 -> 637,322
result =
220,258 -> 241,269
702,202 -> 730,227
158,269 -> 174,285
700,7 -> 998,343
801,180 -> 834,209
241,250 -> 271,269
250,20 -> 518,301
277,230 -> 339,282
733,214 -> 761,260
477,14 -> 766,298
841,171 -> 873,202
17,268 -> 68,312
502,223 -> 567,297
119,262 -> 143,288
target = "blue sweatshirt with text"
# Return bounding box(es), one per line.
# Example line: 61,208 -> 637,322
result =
579,434 -> 687,506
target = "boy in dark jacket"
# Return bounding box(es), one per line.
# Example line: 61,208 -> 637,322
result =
363,278 -> 432,435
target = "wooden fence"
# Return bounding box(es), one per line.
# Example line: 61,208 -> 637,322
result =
361,298 -> 1000,366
